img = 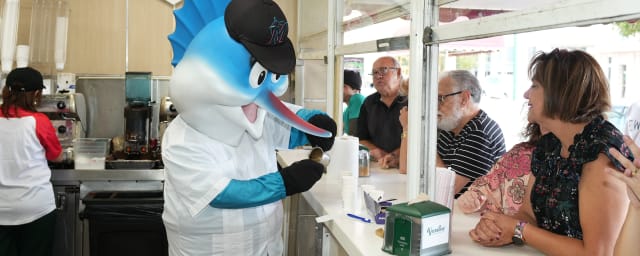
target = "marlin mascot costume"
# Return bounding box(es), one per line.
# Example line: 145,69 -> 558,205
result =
162,0 -> 336,255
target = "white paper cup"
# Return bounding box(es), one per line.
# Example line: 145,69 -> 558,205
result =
16,45 -> 29,68
342,176 -> 359,212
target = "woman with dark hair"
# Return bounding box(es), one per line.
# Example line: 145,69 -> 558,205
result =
469,48 -> 632,255
0,67 -> 63,256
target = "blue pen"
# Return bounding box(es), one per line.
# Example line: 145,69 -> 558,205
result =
346,213 -> 371,223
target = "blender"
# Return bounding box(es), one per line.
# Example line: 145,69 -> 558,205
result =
123,72 -> 152,158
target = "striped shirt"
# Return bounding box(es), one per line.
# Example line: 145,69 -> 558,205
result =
437,109 -> 506,198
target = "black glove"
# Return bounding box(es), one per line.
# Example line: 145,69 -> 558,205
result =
279,159 -> 324,196
306,114 -> 337,152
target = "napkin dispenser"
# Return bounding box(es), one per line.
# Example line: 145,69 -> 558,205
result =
381,201 -> 451,256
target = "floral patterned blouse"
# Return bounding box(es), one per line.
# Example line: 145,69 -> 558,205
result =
463,142 -> 534,215
530,116 -> 633,239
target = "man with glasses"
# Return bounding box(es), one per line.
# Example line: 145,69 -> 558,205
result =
436,70 -> 506,198
357,56 -> 407,168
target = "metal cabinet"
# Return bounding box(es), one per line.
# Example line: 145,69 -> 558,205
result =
286,194 -> 347,256
52,183 -> 83,256
285,194 -> 322,256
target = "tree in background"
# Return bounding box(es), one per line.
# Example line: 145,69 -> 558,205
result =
615,20 -> 640,37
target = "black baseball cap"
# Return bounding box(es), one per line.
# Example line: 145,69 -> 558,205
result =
6,67 -> 45,92
344,70 -> 362,90
225,0 -> 295,75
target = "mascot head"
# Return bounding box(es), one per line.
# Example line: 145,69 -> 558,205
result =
168,0 -> 331,143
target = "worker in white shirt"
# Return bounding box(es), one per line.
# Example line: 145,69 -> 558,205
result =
0,67 -> 63,256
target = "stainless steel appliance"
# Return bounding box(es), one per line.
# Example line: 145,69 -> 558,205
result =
159,96 -> 177,123
52,183 -> 82,256
37,93 -> 87,167
45,113 -> 84,148
124,103 -> 152,156
158,96 -> 178,145
38,93 -> 86,114
122,72 -> 153,158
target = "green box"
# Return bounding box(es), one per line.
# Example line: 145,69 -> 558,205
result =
382,201 -> 451,256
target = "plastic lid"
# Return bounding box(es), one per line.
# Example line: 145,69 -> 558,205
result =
56,62 -> 65,71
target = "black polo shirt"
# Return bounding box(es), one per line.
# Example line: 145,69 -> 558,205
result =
356,92 -> 408,153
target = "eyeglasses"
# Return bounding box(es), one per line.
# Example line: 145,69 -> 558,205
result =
369,67 -> 398,77
437,91 -> 463,105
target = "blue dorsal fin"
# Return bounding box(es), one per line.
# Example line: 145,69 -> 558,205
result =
168,0 -> 232,67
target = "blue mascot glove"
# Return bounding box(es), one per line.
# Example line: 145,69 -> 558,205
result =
278,159 -> 324,196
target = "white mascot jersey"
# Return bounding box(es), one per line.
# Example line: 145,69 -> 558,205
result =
163,0 -> 331,255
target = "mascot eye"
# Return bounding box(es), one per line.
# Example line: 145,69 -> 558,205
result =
271,73 -> 282,83
249,63 -> 268,88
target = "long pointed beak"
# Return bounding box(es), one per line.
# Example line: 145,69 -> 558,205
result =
256,91 -> 332,138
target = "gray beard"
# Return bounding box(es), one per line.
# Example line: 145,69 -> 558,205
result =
438,108 -> 463,131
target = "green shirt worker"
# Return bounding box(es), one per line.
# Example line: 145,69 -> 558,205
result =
343,69 -> 365,135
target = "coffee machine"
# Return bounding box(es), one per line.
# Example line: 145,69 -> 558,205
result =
37,93 -> 87,168
123,72 -> 153,158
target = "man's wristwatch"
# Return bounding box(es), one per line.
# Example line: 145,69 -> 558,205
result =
512,220 -> 527,246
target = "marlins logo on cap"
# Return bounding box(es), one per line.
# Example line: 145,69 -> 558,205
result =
224,0 -> 295,75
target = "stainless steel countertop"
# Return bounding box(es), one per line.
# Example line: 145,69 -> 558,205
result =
51,169 -> 165,182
